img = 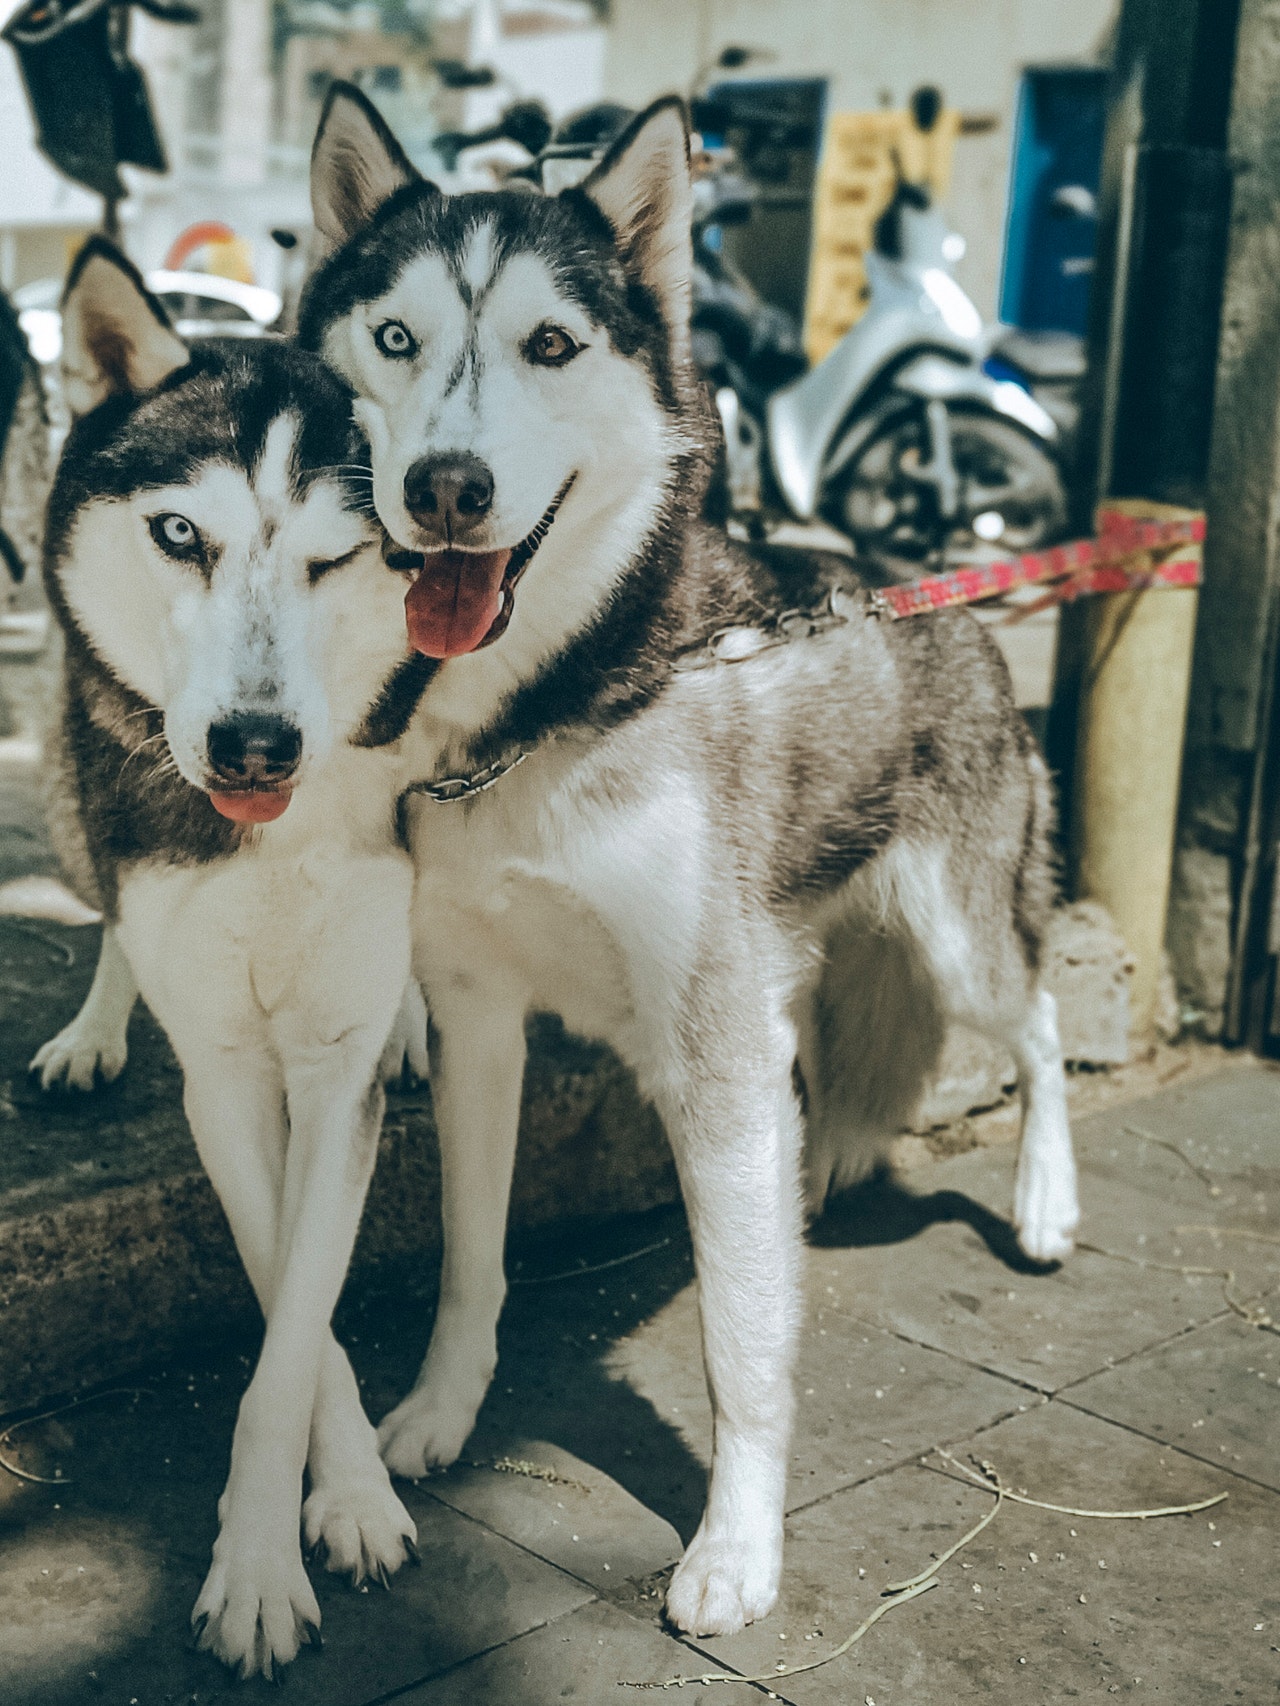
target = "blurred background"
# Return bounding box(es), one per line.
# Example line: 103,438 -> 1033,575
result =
0,0 -> 1111,314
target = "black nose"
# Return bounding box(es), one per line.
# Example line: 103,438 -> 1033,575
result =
403,452 -> 494,536
207,713 -> 302,785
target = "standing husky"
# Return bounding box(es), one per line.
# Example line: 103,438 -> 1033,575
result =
298,88 -> 1081,1635
295,88 -> 1084,1634
42,240 -> 431,1677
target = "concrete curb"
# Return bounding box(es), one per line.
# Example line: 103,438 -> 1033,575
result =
0,921 -> 676,1413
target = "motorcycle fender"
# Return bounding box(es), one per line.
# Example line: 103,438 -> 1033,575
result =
767,308 -> 978,520
893,352 -> 1059,442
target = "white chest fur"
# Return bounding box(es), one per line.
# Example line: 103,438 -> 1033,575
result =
406,742 -> 707,1062
116,746 -> 412,1058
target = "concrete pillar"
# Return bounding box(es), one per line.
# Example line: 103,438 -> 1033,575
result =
1072,499 -> 1202,1042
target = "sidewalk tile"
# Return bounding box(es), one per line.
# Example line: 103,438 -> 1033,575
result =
1066,1311 -> 1280,1490
393,1598 -> 774,1704
695,1401 -> 1271,1703
1074,1065 -> 1280,1182
424,1439 -> 683,1592
806,1140 -> 1272,1392
0,1475 -> 592,1706
608,1273 -> 1028,1514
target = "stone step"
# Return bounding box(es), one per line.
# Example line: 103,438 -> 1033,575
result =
0,919 -> 677,1414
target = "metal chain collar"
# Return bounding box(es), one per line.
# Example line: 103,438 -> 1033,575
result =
404,585 -> 868,804
401,750 -> 530,805
669,584 -> 864,673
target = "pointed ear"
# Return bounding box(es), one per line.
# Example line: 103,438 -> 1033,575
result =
577,98 -> 693,359
311,80 -> 420,252
61,238 -> 189,420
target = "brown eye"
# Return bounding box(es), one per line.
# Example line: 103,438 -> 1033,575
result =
524,324 -> 581,367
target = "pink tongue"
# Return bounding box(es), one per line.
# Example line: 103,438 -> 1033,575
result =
405,548 -> 513,658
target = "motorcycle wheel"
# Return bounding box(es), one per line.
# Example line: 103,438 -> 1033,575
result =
821,407 -> 1067,560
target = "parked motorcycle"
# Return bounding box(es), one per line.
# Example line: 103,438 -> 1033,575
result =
463,87 -> 1080,561
698,161 -> 1073,559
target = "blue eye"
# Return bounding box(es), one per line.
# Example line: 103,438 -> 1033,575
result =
149,512 -> 206,564
374,320 -> 418,359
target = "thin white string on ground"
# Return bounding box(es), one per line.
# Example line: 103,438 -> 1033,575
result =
622,1453 -> 1228,1690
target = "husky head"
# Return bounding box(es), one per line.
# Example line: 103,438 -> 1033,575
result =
48,239 -> 415,824
299,87 -> 703,665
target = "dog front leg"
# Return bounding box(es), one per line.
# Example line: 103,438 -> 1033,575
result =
191,1056 -> 388,1679
378,998 -> 526,1477
177,1050 -> 415,1597
656,1014 -> 805,1637
30,923 -> 136,1089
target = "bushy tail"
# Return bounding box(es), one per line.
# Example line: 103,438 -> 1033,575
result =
801,913 -> 945,1212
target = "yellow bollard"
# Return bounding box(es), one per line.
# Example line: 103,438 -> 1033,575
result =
1071,499 -> 1202,1045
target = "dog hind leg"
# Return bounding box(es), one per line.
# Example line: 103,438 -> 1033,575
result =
379,976 -> 431,1087
801,914 -> 946,1213
1007,986 -> 1077,1260
886,839 -> 1078,1262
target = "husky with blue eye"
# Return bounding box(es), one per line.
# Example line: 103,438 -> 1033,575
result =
39,239 -> 433,1678
291,87 -> 1082,1637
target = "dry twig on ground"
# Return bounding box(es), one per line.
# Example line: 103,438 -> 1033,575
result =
0,1388 -> 151,1485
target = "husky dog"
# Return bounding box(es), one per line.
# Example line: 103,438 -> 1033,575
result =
296,88 -> 1081,1635
42,240 -> 431,1677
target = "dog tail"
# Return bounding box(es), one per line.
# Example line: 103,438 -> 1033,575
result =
801,912 -> 945,1213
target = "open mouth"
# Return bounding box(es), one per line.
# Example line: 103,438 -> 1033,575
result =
208,786 -> 294,824
385,474 -> 576,659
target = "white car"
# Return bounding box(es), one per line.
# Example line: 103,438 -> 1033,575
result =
15,269 -> 282,366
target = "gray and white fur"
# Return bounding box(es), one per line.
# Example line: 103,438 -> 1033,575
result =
295,88 -> 1080,1639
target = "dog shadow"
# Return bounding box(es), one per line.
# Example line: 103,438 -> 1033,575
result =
809,1162 -> 1058,1276
410,1162 -> 1049,1548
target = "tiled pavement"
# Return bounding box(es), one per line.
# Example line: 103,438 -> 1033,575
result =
1,1066 -> 1277,1704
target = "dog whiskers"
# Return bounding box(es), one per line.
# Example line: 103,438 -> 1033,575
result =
118,729 -> 169,782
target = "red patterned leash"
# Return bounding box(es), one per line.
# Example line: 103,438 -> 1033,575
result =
870,509 -> 1205,622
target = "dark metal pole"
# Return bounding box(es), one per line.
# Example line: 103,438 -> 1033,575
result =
1044,0 -> 1240,867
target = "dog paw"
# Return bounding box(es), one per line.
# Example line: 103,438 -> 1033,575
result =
303,1471 -> 418,1584
380,979 -> 430,1087
191,1544 -> 320,1681
665,1529 -> 781,1636
1014,1155 -> 1079,1263
29,1020 -> 127,1091
377,1385 -> 481,1478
